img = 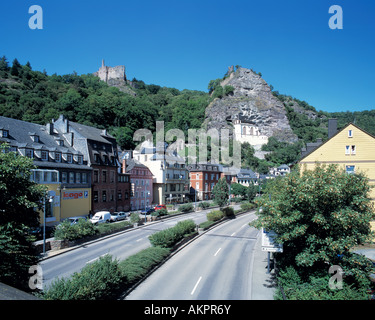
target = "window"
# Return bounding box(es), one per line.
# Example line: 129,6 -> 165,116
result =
62,172 -> 67,183
348,129 -> 353,138
205,173 -> 208,180
67,154 -> 73,163
94,154 -> 100,163
110,171 -> 115,183
78,155 -> 83,164
102,170 -> 107,183
345,145 -> 350,155
351,145 -> 356,155
76,172 -> 81,184
94,191 -> 98,203
125,192 -> 129,199
94,170 -> 99,183
82,173 -> 87,184
1,129 -> 9,138
110,190 -> 114,202
346,165 -> 355,174
41,151 -> 48,161
26,148 -> 33,158
118,191 -> 122,200
102,190 -> 107,202
55,152 -> 61,162
69,172 -> 75,183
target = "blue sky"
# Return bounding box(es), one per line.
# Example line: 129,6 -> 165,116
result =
1,0 -> 374,113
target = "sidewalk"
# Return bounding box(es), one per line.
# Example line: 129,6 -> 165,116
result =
250,233 -> 276,300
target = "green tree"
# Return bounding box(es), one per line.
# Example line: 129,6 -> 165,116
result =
230,182 -> 247,198
0,144 -> 46,290
247,183 -> 257,202
253,164 -> 375,290
212,177 -> 229,208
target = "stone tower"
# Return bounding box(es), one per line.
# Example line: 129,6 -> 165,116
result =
93,60 -> 127,83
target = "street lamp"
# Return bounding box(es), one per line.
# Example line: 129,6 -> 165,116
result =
43,194 -> 53,255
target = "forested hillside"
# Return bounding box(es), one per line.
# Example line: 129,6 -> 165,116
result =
0,56 -> 210,150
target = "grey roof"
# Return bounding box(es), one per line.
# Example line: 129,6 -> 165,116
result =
0,116 -> 88,169
68,121 -> 115,144
237,168 -> 257,179
124,158 -> 149,173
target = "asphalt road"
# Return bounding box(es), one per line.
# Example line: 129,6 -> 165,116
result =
40,207 -> 239,290
125,211 -> 258,300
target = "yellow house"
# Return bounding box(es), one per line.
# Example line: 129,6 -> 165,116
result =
299,123 -> 375,231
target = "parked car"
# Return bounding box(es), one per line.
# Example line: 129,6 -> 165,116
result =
28,225 -> 55,240
154,204 -> 167,211
67,216 -> 87,225
90,211 -> 111,225
141,207 -> 155,215
110,211 -> 128,222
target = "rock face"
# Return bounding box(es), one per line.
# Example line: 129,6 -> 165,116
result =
203,67 -> 297,148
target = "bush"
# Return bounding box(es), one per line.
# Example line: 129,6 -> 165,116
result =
198,202 -> 210,209
179,203 -> 194,213
43,255 -> 122,300
118,247 -> 170,284
129,213 -> 140,224
53,219 -> 97,241
199,220 -> 216,230
240,202 -> 256,212
96,220 -> 132,234
275,265 -> 371,300
221,206 -> 235,218
148,219 -> 196,248
151,208 -> 168,217
206,210 -> 224,222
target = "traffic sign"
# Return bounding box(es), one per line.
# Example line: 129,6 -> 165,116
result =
261,228 -> 283,253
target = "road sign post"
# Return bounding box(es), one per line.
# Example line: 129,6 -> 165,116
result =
261,228 -> 283,274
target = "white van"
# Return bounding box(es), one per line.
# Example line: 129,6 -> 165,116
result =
90,211 -> 111,225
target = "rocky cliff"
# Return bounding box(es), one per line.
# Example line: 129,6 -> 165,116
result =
203,67 -> 298,147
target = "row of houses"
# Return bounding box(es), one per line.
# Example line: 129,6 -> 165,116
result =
1,115 -> 281,227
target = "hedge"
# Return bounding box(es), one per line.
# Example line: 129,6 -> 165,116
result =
148,219 -> 196,248
43,255 -> 122,300
43,247 -> 171,300
118,247 -> 171,284
206,210 -> 224,222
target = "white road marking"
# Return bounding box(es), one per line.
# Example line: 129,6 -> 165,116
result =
231,232 -> 236,237
191,276 -> 202,295
214,248 -> 222,256
136,238 -> 143,242
86,253 -> 109,264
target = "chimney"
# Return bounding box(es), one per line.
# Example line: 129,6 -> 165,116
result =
46,122 -> 54,135
122,158 -> 127,174
328,119 -> 337,139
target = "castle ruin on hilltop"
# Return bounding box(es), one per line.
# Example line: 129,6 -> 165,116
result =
93,60 -> 127,83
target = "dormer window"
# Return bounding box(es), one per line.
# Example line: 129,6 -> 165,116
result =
1,129 -> 9,138
25,148 -> 33,158
78,155 -> 83,164
30,133 -> 40,143
41,150 -> 48,161
55,152 -> 61,162
67,154 -> 73,163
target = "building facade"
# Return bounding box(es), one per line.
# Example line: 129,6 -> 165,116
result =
53,115 -> 130,213
120,152 -> 154,210
133,142 -> 190,205
187,164 -> 222,201
0,116 -> 92,225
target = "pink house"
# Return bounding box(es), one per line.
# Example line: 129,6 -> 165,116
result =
122,156 -> 153,210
